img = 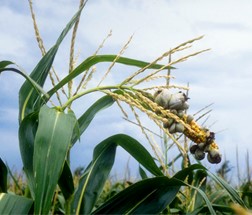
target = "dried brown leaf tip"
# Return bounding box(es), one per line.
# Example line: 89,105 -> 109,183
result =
154,89 -> 222,164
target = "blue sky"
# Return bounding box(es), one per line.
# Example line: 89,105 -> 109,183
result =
1,0 -> 252,180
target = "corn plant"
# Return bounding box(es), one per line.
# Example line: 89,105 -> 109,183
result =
0,2 -> 248,214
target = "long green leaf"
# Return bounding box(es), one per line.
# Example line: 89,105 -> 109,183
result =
92,177 -> 183,214
45,55 -> 174,101
173,165 -> 245,213
33,105 -> 77,215
18,4 -> 85,122
58,161 -> 74,201
139,166 -> 148,179
0,193 -> 33,214
94,134 -> 163,177
207,170 -> 246,207
18,112 -> 38,198
71,144 -> 116,215
0,61 -> 13,69
172,164 -> 215,214
172,164 -> 203,179
127,179 -> 182,214
0,158 -> 7,193
181,180 -> 216,215
0,67 -> 48,97
64,95 -> 116,204
193,169 -> 207,209
189,204 -> 234,215
18,94 -> 114,202
93,164 -> 204,214
175,165 -> 245,213
19,112 -> 75,202
71,134 -> 163,215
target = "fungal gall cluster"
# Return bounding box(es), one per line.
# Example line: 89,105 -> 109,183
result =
154,89 -> 221,164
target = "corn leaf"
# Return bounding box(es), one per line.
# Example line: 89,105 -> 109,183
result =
58,161 -> 74,201
0,158 -> 7,193
19,112 -> 75,201
0,193 -> 33,214
60,95 -> 116,202
18,4 -> 85,122
92,178 -> 182,214
139,165 -> 148,179
0,66 -> 48,99
206,170 -> 246,207
33,105 -> 77,215
0,61 -> 13,69
92,177 -> 183,214
45,55 -> 174,101
71,134 -> 163,215
93,134 -> 163,178
189,204 -> 234,215
193,169 -> 207,209
71,143 -> 116,215
93,164 -> 206,214
18,112 -> 38,198
180,180 -> 216,215
172,164 -> 202,179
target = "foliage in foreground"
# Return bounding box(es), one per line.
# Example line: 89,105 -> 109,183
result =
0,1 -> 250,214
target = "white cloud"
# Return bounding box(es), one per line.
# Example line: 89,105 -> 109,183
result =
0,107 -> 19,124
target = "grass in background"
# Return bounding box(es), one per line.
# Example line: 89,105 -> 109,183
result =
5,156 -> 252,213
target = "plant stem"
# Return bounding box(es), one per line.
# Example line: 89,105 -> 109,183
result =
61,85 -> 133,110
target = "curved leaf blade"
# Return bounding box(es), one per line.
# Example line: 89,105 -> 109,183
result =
173,164 -> 205,179
172,164 -> 216,214
34,105 -> 77,215
93,164 -> 205,214
72,134 -> 163,215
19,111 -> 76,203
181,180 -> 216,215
18,112 -> 38,198
0,193 -> 33,214
58,161 -> 74,201
193,169 -> 208,209
71,144 -> 116,214
128,180 -> 182,214
207,170 -> 246,207
139,166 -> 148,180
19,4 -> 85,122
92,177 -> 183,214
188,204 -> 234,215
0,67 -> 48,98
46,55 -> 174,100
93,134 -> 163,177
0,61 -> 14,69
